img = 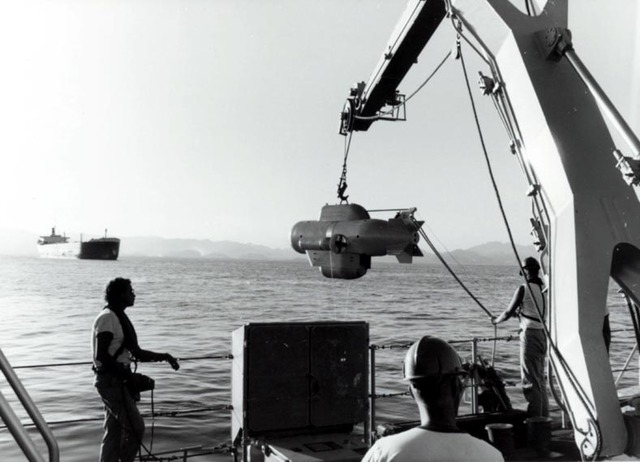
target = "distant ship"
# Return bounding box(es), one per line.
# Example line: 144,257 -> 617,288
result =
37,228 -> 120,260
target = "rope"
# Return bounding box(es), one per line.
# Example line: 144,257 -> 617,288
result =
417,225 -> 494,319
457,38 -> 524,273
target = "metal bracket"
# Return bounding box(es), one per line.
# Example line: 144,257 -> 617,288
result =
530,218 -> 547,252
535,26 -> 573,61
613,149 -> 640,186
339,82 -> 365,135
478,71 -> 500,96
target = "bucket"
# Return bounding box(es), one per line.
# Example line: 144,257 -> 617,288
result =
485,423 -> 515,459
525,416 -> 552,457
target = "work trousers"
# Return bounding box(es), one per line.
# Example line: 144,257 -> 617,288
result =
520,328 -> 549,417
96,375 -> 145,462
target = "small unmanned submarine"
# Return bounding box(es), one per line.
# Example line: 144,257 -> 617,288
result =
290,203 -> 424,279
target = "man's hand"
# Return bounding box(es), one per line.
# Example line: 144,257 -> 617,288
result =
165,353 -> 180,370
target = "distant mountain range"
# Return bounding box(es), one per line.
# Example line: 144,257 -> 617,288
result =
0,228 -> 535,265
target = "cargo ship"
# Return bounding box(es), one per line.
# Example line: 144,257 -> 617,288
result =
37,228 -> 120,260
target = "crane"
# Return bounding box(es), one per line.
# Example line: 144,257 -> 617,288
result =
339,0 -> 640,458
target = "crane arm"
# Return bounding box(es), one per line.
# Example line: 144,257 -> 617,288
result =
339,0 -> 447,135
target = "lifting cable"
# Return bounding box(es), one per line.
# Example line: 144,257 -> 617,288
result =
455,29 -> 601,459
337,131 -> 353,203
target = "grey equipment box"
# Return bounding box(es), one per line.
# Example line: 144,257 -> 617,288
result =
231,321 -> 369,443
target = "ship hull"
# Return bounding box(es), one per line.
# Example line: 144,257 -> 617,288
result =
78,238 -> 120,260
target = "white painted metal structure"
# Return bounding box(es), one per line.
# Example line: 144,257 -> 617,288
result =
341,0 -> 640,458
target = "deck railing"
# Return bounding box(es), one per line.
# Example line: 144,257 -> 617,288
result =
0,348 -> 59,462
2,327 -> 638,461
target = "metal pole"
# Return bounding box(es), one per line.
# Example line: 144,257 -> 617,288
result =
564,49 -> 640,157
368,346 -> 376,446
0,349 -> 59,462
0,390 -> 45,462
615,343 -> 638,387
471,339 -> 478,414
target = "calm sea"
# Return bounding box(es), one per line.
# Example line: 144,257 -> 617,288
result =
0,256 -> 633,461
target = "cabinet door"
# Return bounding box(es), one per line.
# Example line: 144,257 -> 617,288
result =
309,323 -> 368,427
246,324 -> 309,432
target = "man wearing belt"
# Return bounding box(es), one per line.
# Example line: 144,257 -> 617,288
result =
92,277 -> 179,462
493,257 -> 548,417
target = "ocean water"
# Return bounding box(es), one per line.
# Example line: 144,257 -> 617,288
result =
0,256 -> 634,461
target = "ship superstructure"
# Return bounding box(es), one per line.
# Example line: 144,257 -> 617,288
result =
36,228 -> 80,259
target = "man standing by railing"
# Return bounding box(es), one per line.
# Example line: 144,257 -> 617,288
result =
91,277 -> 179,462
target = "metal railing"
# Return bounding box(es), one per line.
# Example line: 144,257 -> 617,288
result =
3,331 -> 638,461
0,348 -> 59,462
368,335 -> 516,438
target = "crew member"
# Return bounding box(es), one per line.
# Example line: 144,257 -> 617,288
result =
92,277 -> 180,462
362,336 -> 504,462
493,256 -> 549,417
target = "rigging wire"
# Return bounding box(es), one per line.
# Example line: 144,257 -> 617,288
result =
415,211 -> 467,271
403,50 -> 452,106
457,37 -> 524,272
416,225 -> 493,319
354,50 -> 452,122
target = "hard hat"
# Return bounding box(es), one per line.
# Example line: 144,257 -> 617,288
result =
521,256 -> 540,271
403,336 -> 464,381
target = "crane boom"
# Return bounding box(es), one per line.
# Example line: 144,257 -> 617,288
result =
339,0 -> 446,134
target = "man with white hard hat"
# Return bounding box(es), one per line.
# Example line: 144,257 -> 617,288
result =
362,336 -> 504,461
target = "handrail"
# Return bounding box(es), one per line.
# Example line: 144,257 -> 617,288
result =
11,353 -> 233,370
0,349 -> 59,462
368,329 -> 639,439
368,335 -> 513,436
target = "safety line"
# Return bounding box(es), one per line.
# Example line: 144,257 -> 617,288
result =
11,354 -> 232,370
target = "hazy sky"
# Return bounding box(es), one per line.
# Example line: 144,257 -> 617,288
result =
1,0 -> 638,249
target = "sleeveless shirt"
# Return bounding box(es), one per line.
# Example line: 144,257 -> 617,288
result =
519,281 -> 545,330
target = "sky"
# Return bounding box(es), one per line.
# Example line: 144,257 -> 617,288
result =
0,0 -> 638,250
